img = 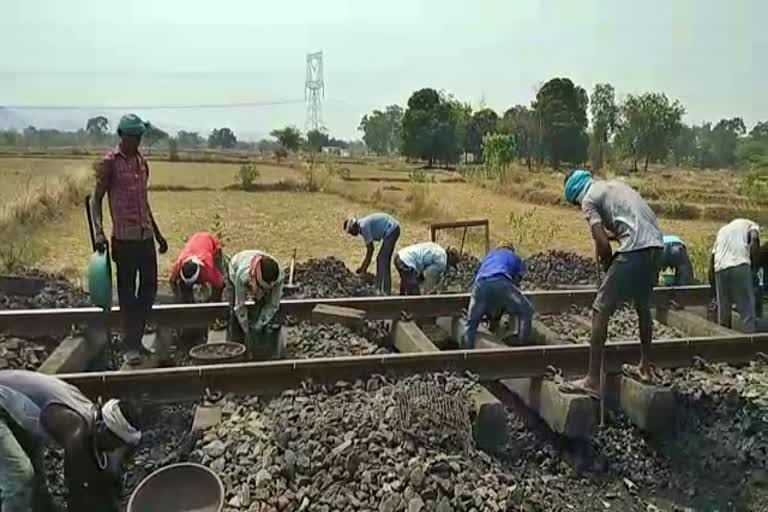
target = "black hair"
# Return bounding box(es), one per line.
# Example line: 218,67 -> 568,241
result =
446,248 -> 461,268
181,259 -> 199,280
117,399 -> 142,431
260,257 -> 280,283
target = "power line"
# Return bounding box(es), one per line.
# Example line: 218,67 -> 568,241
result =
0,99 -> 306,111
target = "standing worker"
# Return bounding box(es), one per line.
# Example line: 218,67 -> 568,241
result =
169,232 -> 226,303
462,242 -> 533,348
0,370 -> 142,512
343,213 -> 401,295
395,242 -> 460,295
660,234 -> 695,285
709,218 -> 761,332
226,250 -> 284,357
91,114 -> 168,365
564,170 -> 663,395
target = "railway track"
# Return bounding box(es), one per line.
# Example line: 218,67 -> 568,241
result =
0,285 -> 711,333
57,333 -> 767,401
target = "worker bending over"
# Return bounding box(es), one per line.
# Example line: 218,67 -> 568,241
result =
227,250 -> 284,356
344,213 -> 401,295
0,370 -> 142,512
394,242 -> 460,295
660,234 -> 694,285
169,232 -> 226,303
564,170 -> 663,395
91,114 -> 168,366
462,243 -> 533,348
709,218 -> 761,332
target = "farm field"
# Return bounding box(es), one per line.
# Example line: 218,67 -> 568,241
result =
0,156 -> 749,283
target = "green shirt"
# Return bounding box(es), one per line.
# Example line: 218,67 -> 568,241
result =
227,250 -> 284,334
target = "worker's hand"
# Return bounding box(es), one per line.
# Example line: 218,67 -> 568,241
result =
94,231 -> 108,253
156,234 -> 168,254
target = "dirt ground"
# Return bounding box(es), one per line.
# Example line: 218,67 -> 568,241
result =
0,156 -> 744,282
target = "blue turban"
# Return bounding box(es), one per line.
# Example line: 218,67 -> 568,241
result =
117,114 -> 148,136
564,169 -> 593,205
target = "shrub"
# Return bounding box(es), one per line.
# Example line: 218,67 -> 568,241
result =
507,207 -> 562,255
409,168 -> 429,183
236,163 -> 260,189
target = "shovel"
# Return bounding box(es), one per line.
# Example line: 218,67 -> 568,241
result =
283,247 -> 300,293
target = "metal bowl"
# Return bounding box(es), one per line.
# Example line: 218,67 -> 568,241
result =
127,463 -> 224,512
188,342 -> 246,365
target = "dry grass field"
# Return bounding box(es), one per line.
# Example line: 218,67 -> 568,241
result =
0,156 -> 756,285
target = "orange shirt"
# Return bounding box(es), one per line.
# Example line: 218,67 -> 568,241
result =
170,232 -> 224,288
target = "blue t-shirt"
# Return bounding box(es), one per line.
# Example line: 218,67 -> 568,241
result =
475,249 -> 525,284
663,235 -> 685,247
358,213 -> 399,243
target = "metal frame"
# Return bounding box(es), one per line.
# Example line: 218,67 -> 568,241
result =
430,219 -> 490,255
59,333 -> 768,401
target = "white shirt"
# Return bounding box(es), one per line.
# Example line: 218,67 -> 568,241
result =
712,218 -> 760,272
397,242 -> 447,292
581,180 -> 664,253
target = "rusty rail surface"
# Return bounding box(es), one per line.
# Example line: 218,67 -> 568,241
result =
58,332 -> 765,402
0,286 -> 711,335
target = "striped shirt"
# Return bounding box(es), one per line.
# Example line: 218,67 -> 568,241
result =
97,147 -> 154,241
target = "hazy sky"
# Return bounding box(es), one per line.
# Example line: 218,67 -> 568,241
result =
1,0 -> 765,139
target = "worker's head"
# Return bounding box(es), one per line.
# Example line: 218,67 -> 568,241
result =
446,247 -> 461,268
343,216 -> 359,236
496,240 -> 516,252
563,169 -> 593,206
96,399 -> 143,452
180,257 -> 202,286
116,114 -> 148,153
250,255 -> 280,297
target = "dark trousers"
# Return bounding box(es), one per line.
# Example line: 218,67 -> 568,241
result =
394,255 -> 421,295
112,238 -> 157,353
376,226 -> 400,295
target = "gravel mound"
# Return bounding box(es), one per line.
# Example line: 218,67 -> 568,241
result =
523,250 -> 598,290
540,307 -> 685,343
0,335 -> 52,370
285,322 -> 390,359
0,267 -> 89,309
289,257 -> 379,299
434,254 -> 480,293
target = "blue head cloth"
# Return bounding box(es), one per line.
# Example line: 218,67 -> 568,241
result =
564,169 -> 593,205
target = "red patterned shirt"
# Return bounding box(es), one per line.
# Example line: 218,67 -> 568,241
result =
98,147 -> 154,241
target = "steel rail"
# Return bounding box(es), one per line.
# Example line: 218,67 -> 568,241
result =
58,332 -> 766,402
0,285 -> 711,334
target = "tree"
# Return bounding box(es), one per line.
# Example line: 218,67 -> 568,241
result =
532,78 -> 589,169
670,124 -> 697,167
270,127 -> 302,153
168,138 -> 180,161
736,139 -> 768,169
750,121 -> 768,141
589,83 -> 618,170
466,108 -> 499,162
401,88 -> 461,167
86,116 -> 109,138
177,131 -> 204,149
306,129 -> 331,153
358,105 -> 403,155
208,128 -> 237,149
256,138 -> 279,154
482,133 -> 516,180
500,105 -> 537,171
616,92 -> 685,171
708,117 -> 746,168
143,124 -> 168,153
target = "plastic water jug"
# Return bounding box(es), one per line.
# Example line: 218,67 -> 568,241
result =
88,251 -> 112,310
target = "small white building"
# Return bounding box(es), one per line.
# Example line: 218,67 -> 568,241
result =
321,146 -> 350,157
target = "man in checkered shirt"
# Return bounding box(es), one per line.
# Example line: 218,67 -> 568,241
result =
91,114 -> 168,365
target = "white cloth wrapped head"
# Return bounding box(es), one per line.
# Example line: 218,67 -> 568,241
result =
101,399 -> 142,446
180,256 -> 203,285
